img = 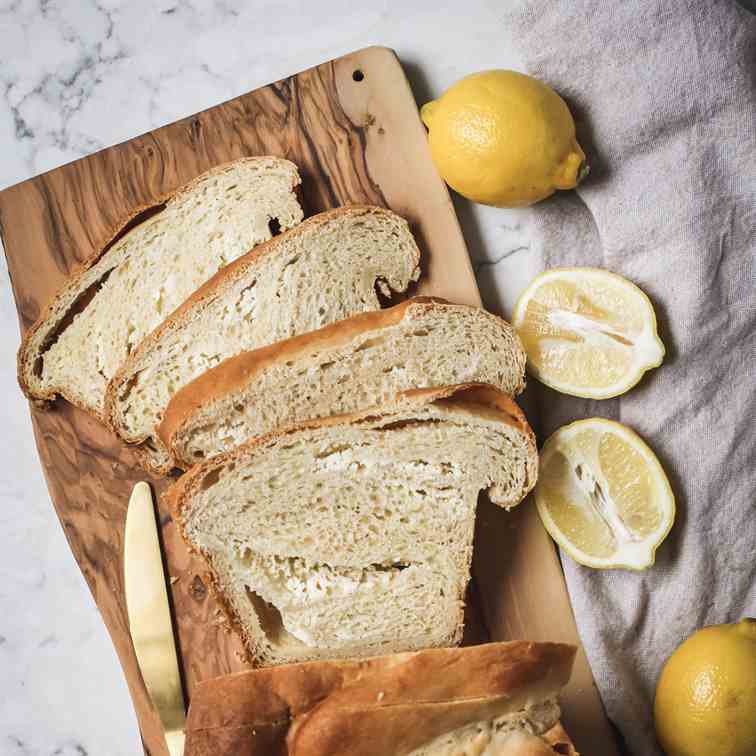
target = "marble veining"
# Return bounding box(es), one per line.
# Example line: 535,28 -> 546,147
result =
0,1 -> 536,753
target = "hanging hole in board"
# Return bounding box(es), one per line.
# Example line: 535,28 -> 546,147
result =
353,70 -> 365,82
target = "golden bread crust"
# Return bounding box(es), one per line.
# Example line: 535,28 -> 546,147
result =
158,295 -> 450,455
104,204 -> 421,473
183,642 -> 577,756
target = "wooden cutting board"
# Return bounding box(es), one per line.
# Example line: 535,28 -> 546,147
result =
0,47 -> 619,756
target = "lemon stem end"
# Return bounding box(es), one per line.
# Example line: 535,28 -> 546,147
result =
577,161 -> 591,185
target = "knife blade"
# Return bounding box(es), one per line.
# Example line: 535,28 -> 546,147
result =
124,482 -> 186,756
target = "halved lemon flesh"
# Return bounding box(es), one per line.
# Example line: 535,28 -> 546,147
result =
512,268 -> 665,398
535,418 -> 675,569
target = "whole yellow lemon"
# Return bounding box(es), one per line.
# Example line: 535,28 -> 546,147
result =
654,618 -> 756,756
421,70 -> 587,208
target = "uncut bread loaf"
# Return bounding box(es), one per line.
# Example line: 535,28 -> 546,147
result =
18,157 -> 303,417
183,641 -> 578,756
106,206 -> 422,473
165,384 -> 538,667
161,297 -> 527,469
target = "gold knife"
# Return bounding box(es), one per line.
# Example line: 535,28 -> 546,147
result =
124,482 -> 186,756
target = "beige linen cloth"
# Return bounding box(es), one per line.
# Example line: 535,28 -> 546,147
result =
493,1 -> 756,753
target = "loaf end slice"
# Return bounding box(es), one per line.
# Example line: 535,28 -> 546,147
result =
183,641 -> 577,756
107,205 -> 422,474
161,296 -> 527,468
165,384 -> 537,667
18,157 -> 303,418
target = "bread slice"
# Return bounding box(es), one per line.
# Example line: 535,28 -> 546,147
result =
161,296 -> 527,469
165,384 -> 538,667
18,157 -> 303,417
106,205 -> 421,473
183,641 -> 578,756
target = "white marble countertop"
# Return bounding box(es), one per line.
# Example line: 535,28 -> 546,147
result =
0,2 -> 539,753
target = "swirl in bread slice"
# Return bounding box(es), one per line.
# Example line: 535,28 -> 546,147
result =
106,206 -> 422,473
165,384 -> 538,667
161,297 -> 527,469
18,157 -> 303,417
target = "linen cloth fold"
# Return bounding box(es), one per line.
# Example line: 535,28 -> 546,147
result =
493,1 -> 756,753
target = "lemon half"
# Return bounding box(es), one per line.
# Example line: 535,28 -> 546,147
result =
512,267 -> 665,399
535,418 -> 675,570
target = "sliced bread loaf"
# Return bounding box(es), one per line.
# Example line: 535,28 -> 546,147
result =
106,206 -> 422,473
184,641 -> 578,756
18,157 -> 303,417
165,384 -> 538,667
161,297 -> 527,468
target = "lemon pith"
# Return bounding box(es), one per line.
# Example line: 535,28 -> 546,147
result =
512,267 -> 665,399
654,619 -> 756,756
535,418 -> 675,570
421,70 -> 586,208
